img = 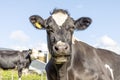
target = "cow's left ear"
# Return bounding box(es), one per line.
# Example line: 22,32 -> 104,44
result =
28,49 -> 32,54
74,17 -> 92,30
29,15 -> 45,29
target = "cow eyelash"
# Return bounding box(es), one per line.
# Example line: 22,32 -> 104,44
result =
47,27 -> 54,32
71,26 -> 75,30
66,26 -> 75,31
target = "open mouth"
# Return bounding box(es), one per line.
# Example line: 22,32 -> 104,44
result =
53,55 -> 70,64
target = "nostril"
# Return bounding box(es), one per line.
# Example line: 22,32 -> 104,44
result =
65,46 -> 68,50
55,46 -> 59,51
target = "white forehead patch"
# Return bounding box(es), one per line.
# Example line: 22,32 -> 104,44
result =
52,12 -> 68,27
57,41 -> 66,45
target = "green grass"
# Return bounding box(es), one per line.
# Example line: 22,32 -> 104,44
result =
0,69 -> 47,80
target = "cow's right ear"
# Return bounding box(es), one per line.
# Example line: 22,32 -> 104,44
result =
29,15 -> 45,29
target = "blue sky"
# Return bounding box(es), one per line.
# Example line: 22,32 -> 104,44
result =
0,0 -> 120,53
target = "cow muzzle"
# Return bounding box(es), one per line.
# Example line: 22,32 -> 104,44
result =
53,41 -> 70,64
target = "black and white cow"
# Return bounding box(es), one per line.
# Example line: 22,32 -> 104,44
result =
29,9 -> 119,80
0,49 -> 40,80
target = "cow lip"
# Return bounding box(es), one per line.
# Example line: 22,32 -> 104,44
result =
52,54 -> 70,58
52,55 -> 70,64
55,57 -> 68,64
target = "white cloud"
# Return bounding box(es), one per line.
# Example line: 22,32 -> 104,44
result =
94,35 -> 120,54
9,30 -> 48,51
10,30 -> 30,42
99,35 -> 117,46
10,45 -> 28,51
10,41 -> 48,52
33,42 -> 48,51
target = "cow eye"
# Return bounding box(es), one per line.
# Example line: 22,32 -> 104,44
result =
71,26 -> 75,30
67,26 -> 75,31
49,29 -> 54,33
47,26 -> 54,32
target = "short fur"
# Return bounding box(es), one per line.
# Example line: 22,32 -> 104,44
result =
29,9 -> 119,80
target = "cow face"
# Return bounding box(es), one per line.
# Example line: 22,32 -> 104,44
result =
23,49 -> 41,60
29,9 -> 92,64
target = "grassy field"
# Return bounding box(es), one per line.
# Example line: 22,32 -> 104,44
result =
0,69 -> 47,80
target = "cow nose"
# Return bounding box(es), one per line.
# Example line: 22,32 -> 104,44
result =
53,41 -> 69,53
54,44 -> 68,51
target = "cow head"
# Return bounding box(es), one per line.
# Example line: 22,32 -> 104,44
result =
22,49 -> 41,60
29,9 -> 92,64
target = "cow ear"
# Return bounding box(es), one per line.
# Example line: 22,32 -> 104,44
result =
74,17 -> 92,30
28,49 -> 32,54
29,15 -> 45,29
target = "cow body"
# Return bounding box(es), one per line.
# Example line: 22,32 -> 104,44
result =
0,50 -> 30,69
0,49 -> 40,80
46,40 -> 113,80
97,48 -> 120,80
29,9 -> 118,80
45,40 -> 120,80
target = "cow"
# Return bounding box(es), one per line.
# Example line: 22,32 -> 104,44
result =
0,49 -> 40,80
29,9 -> 119,80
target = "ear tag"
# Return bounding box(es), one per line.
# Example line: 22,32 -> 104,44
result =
35,22 -> 42,29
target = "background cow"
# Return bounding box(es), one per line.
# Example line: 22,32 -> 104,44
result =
0,49 -> 40,80
29,9 -> 118,80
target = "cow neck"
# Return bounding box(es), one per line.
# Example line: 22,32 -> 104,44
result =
72,40 -> 112,80
54,60 -> 71,80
